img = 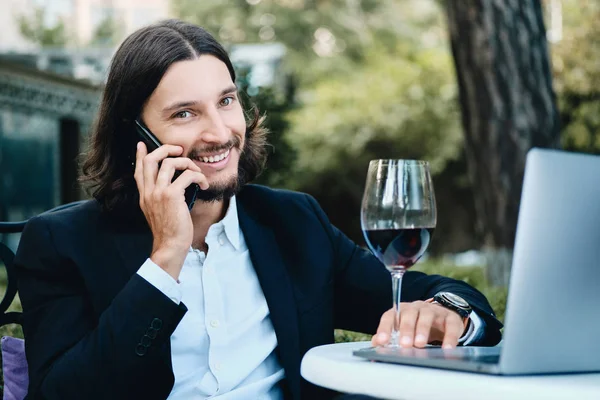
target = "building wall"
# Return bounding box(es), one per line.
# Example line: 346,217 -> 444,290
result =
0,60 -> 100,249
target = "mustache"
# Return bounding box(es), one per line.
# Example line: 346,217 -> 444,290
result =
186,135 -> 242,160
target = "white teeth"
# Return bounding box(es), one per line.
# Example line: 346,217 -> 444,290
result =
200,149 -> 230,163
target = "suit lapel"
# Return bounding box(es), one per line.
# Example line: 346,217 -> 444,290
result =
237,198 -> 302,400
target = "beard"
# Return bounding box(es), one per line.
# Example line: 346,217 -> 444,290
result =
193,172 -> 242,203
187,133 -> 245,203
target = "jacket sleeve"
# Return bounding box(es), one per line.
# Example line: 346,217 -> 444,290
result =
304,194 -> 503,346
15,215 -> 187,400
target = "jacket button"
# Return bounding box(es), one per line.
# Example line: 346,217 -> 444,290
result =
135,344 -> 147,356
146,327 -> 158,339
151,318 -> 163,330
140,335 -> 152,347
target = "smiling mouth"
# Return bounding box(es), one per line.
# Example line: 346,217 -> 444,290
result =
197,148 -> 231,164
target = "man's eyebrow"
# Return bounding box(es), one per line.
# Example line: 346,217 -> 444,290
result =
161,86 -> 239,115
162,101 -> 198,115
220,85 -> 238,96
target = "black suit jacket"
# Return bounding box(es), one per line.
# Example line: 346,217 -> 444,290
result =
15,185 -> 502,400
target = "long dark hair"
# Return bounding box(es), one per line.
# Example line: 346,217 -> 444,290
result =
80,19 -> 268,213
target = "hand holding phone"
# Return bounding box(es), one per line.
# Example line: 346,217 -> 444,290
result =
133,121 -> 209,279
135,120 -> 200,210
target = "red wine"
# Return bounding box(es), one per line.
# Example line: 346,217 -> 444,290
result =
364,228 -> 434,270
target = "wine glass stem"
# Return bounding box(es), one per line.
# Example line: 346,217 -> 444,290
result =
390,269 -> 405,347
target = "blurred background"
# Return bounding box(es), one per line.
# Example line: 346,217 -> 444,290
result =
0,0 -> 598,337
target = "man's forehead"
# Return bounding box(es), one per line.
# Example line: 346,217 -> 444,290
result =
152,56 -> 234,104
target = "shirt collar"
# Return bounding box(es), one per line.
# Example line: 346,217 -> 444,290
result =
220,195 -> 241,250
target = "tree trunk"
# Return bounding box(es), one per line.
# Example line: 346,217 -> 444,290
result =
445,0 -> 561,286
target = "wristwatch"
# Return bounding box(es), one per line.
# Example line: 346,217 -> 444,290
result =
432,292 -> 472,319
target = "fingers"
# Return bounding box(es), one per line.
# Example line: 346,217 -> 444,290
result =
413,307 -> 435,348
372,302 -> 467,349
441,312 -> 464,349
134,142 -> 147,206
142,144 -> 184,193
372,309 -> 394,346
170,169 -> 210,192
134,142 -> 211,211
398,303 -> 420,347
155,157 -> 203,188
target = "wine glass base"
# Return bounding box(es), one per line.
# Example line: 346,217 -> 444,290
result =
383,331 -> 400,348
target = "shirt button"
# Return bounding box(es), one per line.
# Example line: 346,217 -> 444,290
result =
210,319 -> 220,328
214,362 -> 222,371
218,235 -> 225,246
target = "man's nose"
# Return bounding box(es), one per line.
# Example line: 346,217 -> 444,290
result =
198,107 -> 229,143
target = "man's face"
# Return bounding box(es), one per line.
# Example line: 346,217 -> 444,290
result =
141,55 -> 246,201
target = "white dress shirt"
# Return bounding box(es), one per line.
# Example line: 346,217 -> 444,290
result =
137,197 -> 285,399
137,196 -> 485,398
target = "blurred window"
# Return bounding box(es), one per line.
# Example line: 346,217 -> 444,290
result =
0,109 -> 61,238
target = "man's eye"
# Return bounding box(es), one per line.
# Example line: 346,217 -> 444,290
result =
174,110 -> 192,119
220,97 -> 234,107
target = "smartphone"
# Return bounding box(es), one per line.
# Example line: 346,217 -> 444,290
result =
135,120 -> 199,210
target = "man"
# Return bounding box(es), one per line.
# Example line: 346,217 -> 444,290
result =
15,19 -> 502,400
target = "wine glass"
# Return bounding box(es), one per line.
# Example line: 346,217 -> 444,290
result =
361,160 -> 437,348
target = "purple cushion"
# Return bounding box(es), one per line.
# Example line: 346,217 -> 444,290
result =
1,336 -> 28,400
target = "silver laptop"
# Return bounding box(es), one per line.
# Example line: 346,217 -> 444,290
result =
354,148 -> 600,375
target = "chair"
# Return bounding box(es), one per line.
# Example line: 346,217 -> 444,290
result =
0,201 -> 86,400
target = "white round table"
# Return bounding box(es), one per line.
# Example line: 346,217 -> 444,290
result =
300,341 -> 600,400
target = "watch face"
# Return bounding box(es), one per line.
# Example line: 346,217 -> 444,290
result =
441,292 -> 470,309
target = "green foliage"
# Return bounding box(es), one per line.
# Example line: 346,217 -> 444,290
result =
236,69 -> 298,188
286,45 -> 461,182
285,41 -> 462,242
334,329 -> 372,343
90,15 -> 124,46
17,6 -> 68,47
172,0 -> 373,67
172,0 -> 449,84
551,0 -> 600,153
